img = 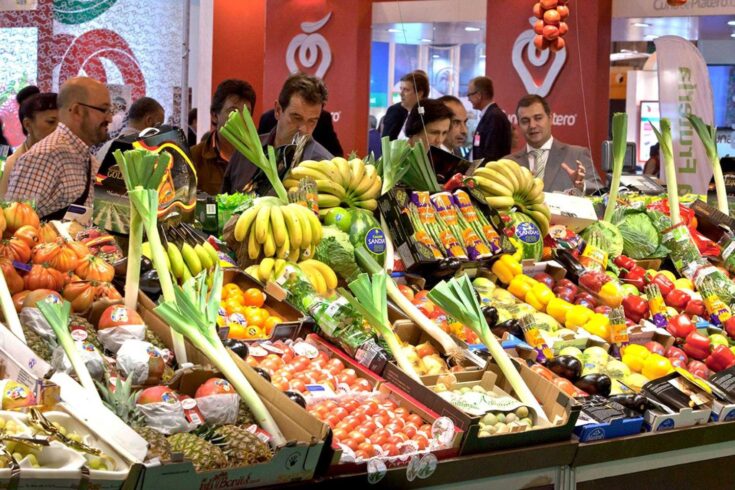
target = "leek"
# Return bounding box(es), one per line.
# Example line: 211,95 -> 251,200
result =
401,141 -> 441,192
355,247 -> 463,361
0,269 -> 24,342
220,109 -> 289,203
36,298 -> 100,400
603,113 -> 628,222
428,275 -> 548,422
339,271 -> 422,382
154,266 -> 286,446
113,148 -> 188,364
687,114 -> 728,215
651,118 -> 680,225
379,137 -> 412,195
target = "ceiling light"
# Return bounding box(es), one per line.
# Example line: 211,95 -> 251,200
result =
644,34 -> 658,40
632,22 -> 651,27
464,26 -> 481,32
728,20 -> 735,26
387,28 -> 400,33
432,54 -> 440,58
420,38 -> 432,43
730,33 -> 735,38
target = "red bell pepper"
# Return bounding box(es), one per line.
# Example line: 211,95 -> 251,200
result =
682,331 -> 711,361
665,289 -> 691,310
649,273 -> 675,296
623,268 -> 647,292
666,314 -> 695,340
444,173 -> 466,191
723,317 -> 735,340
613,255 -> 636,271
705,344 -> 735,372
622,295 -> 649,324
685,299 -> 707,319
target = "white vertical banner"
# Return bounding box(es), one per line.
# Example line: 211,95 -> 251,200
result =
654,35 -> 714,196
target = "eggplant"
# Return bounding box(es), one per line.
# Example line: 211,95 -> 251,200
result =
491,319 -> 523,339
284,390 -> 307,408
553,249 -> 586,282
223,338 -> 249,358
545,355 -> 582,382
574,373 -> 612,397
253,367 -> 272,383
608,393 -> 650,415
481,306 -> 499,329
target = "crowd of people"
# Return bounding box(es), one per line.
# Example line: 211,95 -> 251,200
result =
0,69 -> 593,221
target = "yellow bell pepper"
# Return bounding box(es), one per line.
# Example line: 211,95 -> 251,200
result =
508,275 -> 533,300
525,283 -> 554,312
582,313 -> 611,341
641,354 -> 674,380
565,305 -> 593,329
598,281 -> 623,307
658,270 -> 677,283
621,344 -> 650,373
509,237 -> 523,262
491,254 -> 522,284
675,277 -> 694,291
547,297 -> 573,324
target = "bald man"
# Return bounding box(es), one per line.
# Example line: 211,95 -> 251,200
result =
7,77 -> 111,219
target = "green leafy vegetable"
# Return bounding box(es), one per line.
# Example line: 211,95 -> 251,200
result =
581,221 -> 624,257
313,226 -> 360,282
687,114 -> 728,214
604,113 -> 628,222
378,137 -> 412,195
615,211 -> 660,259
400,141 -> 441,192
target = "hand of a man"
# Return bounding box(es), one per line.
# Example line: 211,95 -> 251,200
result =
561,160 -> 586,190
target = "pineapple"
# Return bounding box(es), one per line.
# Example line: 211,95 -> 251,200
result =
21,324 -> 54,361
236,400 -> 255,427
212,425 -> 272,466
96,377 -> 171,462
69,314 -> 103,353
144,327 -> 167,352
167,433 -> 227,472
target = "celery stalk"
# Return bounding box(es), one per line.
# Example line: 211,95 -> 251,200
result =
686,114 -> 728,215
651,119 -> 680,225
603,113 -> 628,223
154,267 -> 286,446
0,270 -> 24,342
36,298 -> 100,400
429,275 -> 548,422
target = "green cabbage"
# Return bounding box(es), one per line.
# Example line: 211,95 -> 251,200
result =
615,211 -> 661,259
314,225 -> 360,282
581,221 -> 624,257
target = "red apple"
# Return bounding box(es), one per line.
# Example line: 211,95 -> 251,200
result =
397,284 -> 414,301
724,317 -> 735,339
594,305 -> 612,315
575,298 -> 595,309
98,305 -> 144,330
665,346 -> 688,364
533,272 -> 555,289
416,342 -> 437,358
557,279 -> 577,290
687,360 -> 711,379
195,377 -> 234,398
137,386 -> 178,405
670,358 -> 687,369
645,341 -> 666,356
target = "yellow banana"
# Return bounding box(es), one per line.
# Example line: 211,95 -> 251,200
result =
490,161 -> 520,192
474,176 -> 512,197
301,264 -> 326,294
290,166 -> 331,181
234,203 -> 261,242
318,193 -> 342,208
485,195 -> 515,209
473,167 -> 514,191
301,160 -> 341,182
258,257 -> 275,282
528,202 -> 551,220
315,179 -> 347,200
333,157 -> 352,188
274,259 -> 287,279
288,245 -> 300,262
248,226 -> 261,260
195,243 -> 213,270
254,204 -> 272,244
202,240 -> 219,265
263,228 -> 276,257
181,264 -> 193,283
276,232 -> 290,259
181,242 -> 202,276
166,242 -> 184,279
356,199 -> 378,211
348,158 -> 366,190
517,166 -> 534,195
303,207 -> 322,243
282,178 -> 300,189
269,204 -> 287,248
527,210 -> 550,236
352,169 -> 376,197
289,204 -> 312,246
526,178 -> 545,204
245,265 -> 260,279
498,159 -> 524,189
281,206 -> 303,249
300,259 -> 338,290
362,174 -> 382,200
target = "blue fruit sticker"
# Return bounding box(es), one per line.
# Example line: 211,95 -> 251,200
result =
515,222 -> 540,244
365,228 -> 386,255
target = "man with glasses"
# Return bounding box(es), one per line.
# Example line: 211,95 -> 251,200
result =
437,95 -> 469,157
7,77 -> 111,220
222,73 -> 333,194
191,79 -> 257,195
467,76 -> 511,163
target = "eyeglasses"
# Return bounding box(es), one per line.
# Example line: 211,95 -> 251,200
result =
77,102 -> 114,116
466,91 -> 479,97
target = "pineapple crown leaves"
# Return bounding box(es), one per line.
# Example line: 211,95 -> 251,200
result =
95,376 -> 141,424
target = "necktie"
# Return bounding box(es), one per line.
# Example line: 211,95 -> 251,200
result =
531,148 -> 547,179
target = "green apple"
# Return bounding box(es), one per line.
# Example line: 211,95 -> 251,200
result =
583,346 -> 609,363
621,284 -> 640,296
559,346 -> 583,360
605,359 -> 631,380
473,277 -> 495,295
709,333 -> 730,347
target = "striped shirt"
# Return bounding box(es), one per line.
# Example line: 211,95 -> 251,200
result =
7,123 -> 96,218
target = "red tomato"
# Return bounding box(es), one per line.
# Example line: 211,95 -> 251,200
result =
340,416 -> 359,431
369,432 -> 389,445
384,422 -> 403,433
327,358 -> 345,371
380,400 -> 398,411
325,415 -> 341,427
363,401 -> 379,416
289,379 -> 306,392
414,435 -> 429,450
354,449 -> 370,459
332,428 -> 348,441
372,414 -> 390,427
414,290 -> 430,302
407,414 -> 424,427
323,400 -> 338,411
316,351 -> 330,363
311,358 -> 327,370
394,407 -> 409,418
382,443 -> 399,456
271,376 -> 289,391
336,372 -> 356,386
353,378 -> 373,392
418,424 -> 432,436
388,434 -> 407,445
357,425 -> 373,437
348,432 -> 366,444
332,407 -> 348,420
342,398 -> 360,412
344,438 -> 360,451
403,424 -> 417,438
357,442 -> 375,457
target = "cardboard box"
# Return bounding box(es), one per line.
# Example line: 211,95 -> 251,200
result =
642,373 -> 713,431
380,357 -> 579,455
643,406 -> 711,432
324,382 -> 463,476
574,416 -> 644,442
136,297 -> 330,488
543,192 -> 599,232
627,321 -> 674,350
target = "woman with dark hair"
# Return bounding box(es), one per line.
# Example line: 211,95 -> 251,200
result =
404,98 -> 453,150
0,92 -> 58,197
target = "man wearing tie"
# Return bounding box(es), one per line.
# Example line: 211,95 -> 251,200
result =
504,94 -> 592,194
468,76 -> 511,163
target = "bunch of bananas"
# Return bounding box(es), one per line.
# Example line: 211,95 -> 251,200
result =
141,239 -> 219,284
245,258 -> 337,294
283,157 -> 381,213
234,197 -> 322,263
469,159 -> 551,235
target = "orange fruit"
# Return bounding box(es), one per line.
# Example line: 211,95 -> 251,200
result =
242,288 -> 266,308
222,283 -> 243,300
227,323 -> 248,340
245,325 -> 264,339
244,307 -> 268,328
225,301 -> 247,316
264,316 -> 283,334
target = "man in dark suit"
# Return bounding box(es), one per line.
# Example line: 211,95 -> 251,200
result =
504,94 -> 592,194
468,76 -> 511,163
381,71 -> 429,141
